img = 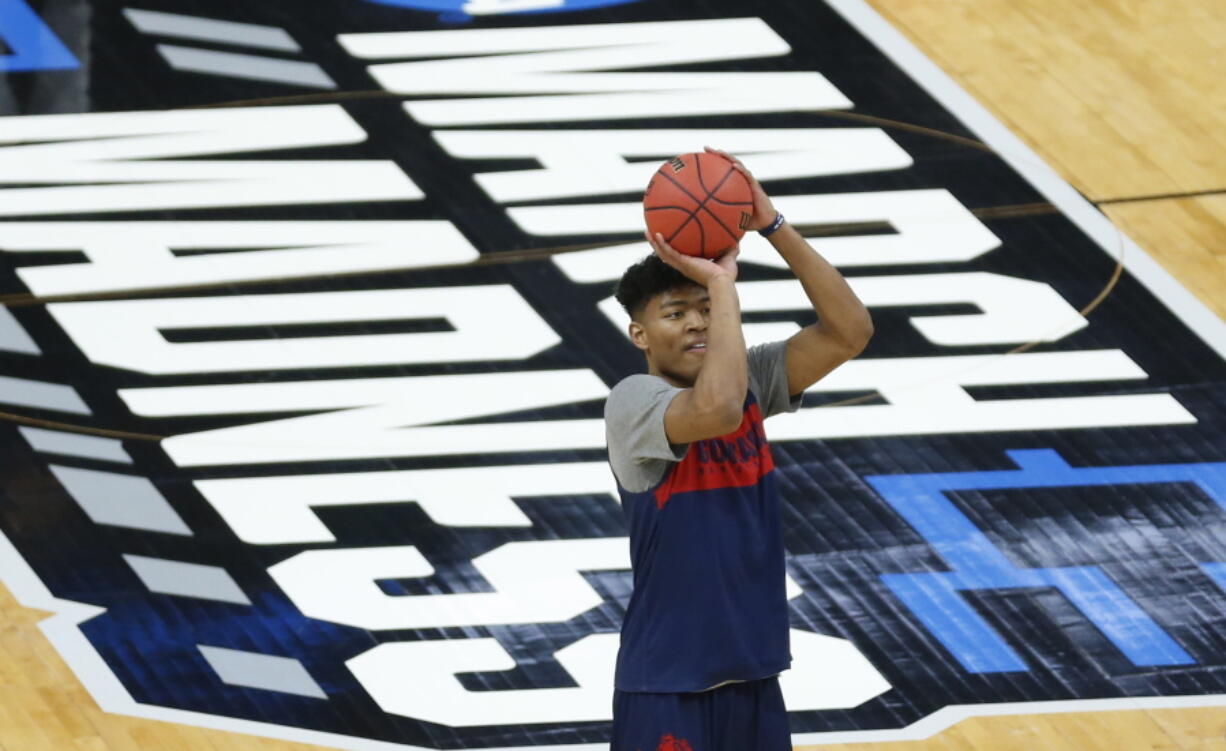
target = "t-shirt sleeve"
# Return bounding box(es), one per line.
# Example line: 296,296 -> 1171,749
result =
747,339 -> 803,419
604,374 -> 688,492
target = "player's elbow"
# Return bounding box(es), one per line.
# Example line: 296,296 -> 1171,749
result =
671,394 -> 745,441
713,401 -> 746,435
695,372 -> 749,429
695,397 -> 745,438
821,314 -> 874,360
701,392 -> 745,433
846,312 -> 874,355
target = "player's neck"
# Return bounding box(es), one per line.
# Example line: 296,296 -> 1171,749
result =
646,358 -> 694,389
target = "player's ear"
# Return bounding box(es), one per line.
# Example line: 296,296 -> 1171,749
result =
628,320 -> 649,352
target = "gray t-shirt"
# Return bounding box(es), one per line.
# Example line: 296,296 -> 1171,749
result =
605,339 -> 801,493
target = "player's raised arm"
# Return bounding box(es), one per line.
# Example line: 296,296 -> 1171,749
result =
641,232 -> 747,443
707,147 -> 874,395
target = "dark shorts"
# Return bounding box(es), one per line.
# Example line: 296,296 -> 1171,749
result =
610,676 -> 791,751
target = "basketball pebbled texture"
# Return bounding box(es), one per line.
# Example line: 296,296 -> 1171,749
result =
643,152 -> 754,258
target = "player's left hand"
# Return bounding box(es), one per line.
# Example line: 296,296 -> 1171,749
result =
704,145 -> 779,232
646,231 -> 739,286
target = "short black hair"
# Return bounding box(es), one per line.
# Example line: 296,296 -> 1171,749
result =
614,254 -> 699,319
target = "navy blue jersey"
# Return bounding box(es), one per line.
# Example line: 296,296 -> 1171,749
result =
605,342 -> 800,693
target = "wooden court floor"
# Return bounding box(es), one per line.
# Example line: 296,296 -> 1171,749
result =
2,0 -> 1224,748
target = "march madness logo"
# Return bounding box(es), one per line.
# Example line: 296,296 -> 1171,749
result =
1,0 -> 1224,749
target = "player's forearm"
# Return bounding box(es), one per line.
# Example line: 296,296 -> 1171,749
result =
693,277 -> 748,424
769,222 -> 874,351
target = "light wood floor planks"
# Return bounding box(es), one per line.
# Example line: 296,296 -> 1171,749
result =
3,0 -> 1225,749
1103,195 -> 1226,322
866,0 -> 1226,331
867,0 -> 1226,201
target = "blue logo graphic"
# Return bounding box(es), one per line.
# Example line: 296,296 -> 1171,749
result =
362,0 -> 642,23
0,0 -> 78,72
868,449 -> 1226,674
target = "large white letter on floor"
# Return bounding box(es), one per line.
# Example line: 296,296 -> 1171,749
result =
435,128 -> 911,202
269,538 -> 629,629
346,628 -> 890,726
122,369 -> 608,466
340,18 -> 850,124
773,350 -> 1196,437
196,462 -> 617,543
51,285 -> 557,374
0,221 -> 477,297
521,191 -> 1000,275
348,634 -> 619,726
0,105 -> 417,214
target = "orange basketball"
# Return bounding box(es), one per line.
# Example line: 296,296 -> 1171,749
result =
643,152 -> 753,258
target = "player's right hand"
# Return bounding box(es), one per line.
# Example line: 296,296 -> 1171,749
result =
646,231 -> 739,286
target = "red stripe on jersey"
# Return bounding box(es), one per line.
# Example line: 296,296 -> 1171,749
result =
654,401 -> 775,509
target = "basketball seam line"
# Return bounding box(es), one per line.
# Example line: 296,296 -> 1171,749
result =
645,204 -> 703,213
653,171 -> 706,249
659,161 -> 741,252
694,158 -> 745,245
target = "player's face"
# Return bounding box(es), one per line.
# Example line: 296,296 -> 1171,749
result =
630,284 -> 711,387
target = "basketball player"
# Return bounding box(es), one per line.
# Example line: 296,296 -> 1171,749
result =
605,148 -> 874,750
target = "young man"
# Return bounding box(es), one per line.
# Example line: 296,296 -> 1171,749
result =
605,148 -> 874,751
